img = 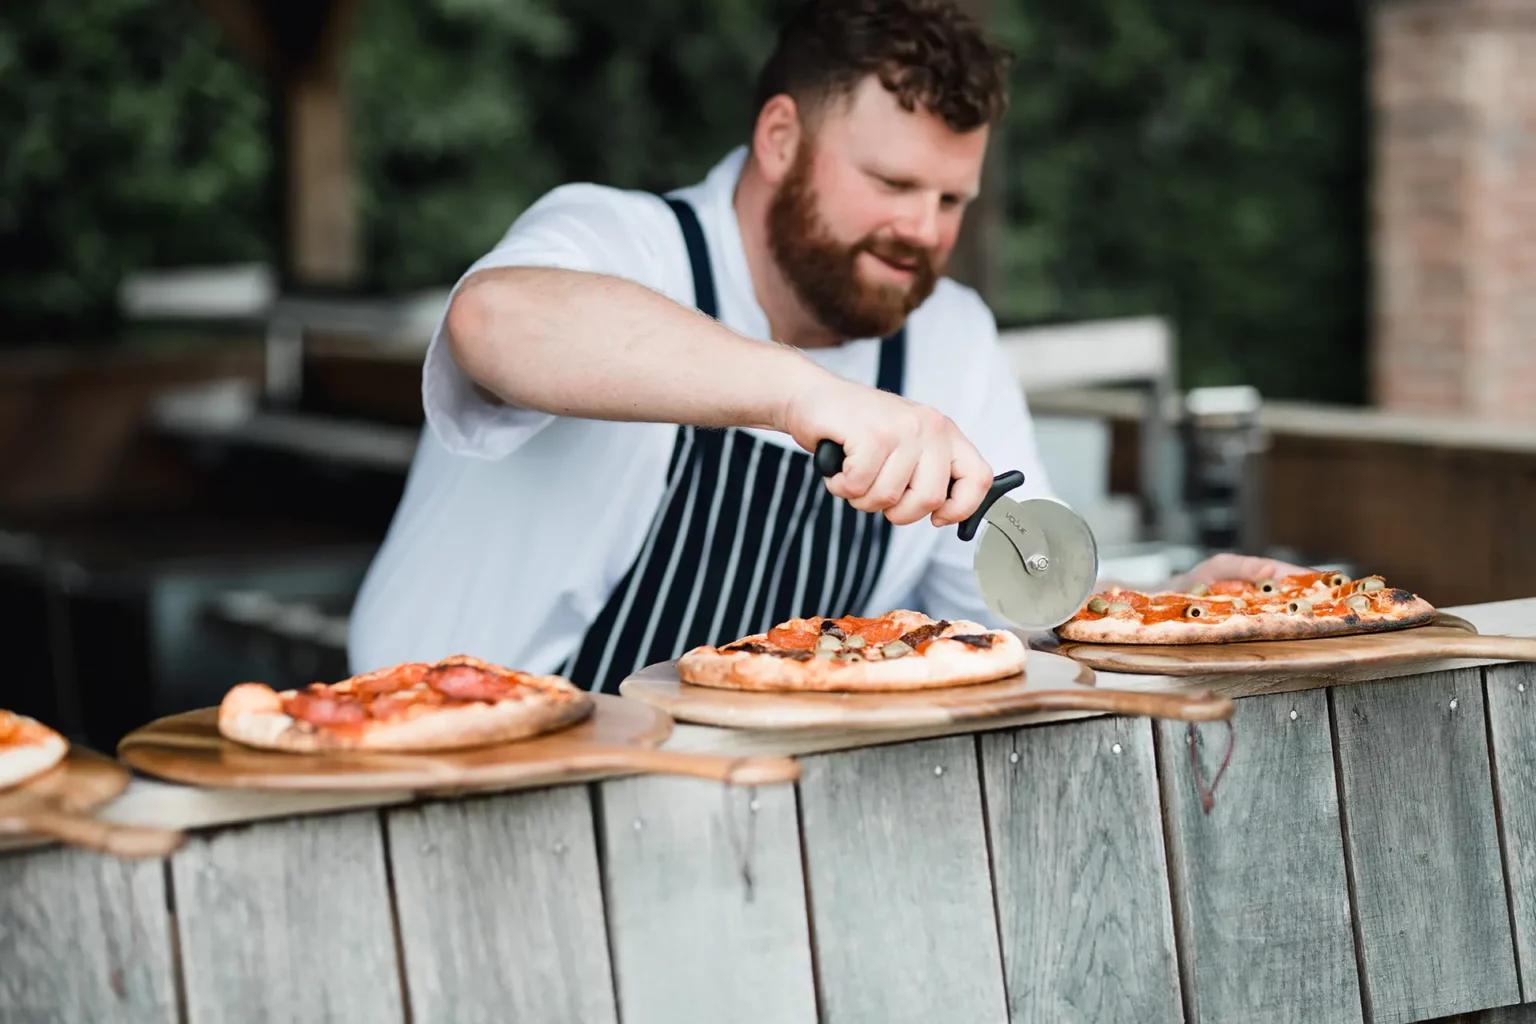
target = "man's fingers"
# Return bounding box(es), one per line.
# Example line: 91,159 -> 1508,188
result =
885,448 -> 952,526
932,442 -> 993,526
823,439 -> 887,501
848,444 -> 919,513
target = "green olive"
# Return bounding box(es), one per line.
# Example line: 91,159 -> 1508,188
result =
1328,573 -> 1350,587
1362,578 -> 1385,592
1231,598 -> 1248,610
834,650 -> 862,663
1288,599 -> 1313,614
844,634 -> 867,650
816,634 -> 843,652
1258,579 -> 1278,594
1086,596 -> 1108,614
881,640 -> 913,659
1185,605 -> 1205,619
1105,601 -> 1133,614
1345,594 -> 1370,612
1187,582 -> 1210,597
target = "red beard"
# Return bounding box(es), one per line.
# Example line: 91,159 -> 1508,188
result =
766,146 -> 943,340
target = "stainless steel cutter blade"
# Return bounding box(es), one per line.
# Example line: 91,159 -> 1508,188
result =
972,495 -> 1100,630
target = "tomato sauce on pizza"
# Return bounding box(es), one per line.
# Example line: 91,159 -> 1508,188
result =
1055,572 -> 1436,645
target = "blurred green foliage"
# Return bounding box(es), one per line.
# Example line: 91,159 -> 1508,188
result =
0,0 -> 270,342
0,0 -> 1365,401
991,0 -> 1367,400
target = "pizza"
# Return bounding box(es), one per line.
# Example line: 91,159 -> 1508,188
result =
1055,571 -> 1437,645
218,655 -> 593,753
0,710 -> 69,789
677,610 -> 1025,692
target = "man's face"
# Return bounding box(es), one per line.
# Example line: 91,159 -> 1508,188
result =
767,75 -> 988,340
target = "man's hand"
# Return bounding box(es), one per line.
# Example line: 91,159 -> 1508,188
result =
777,374 -> 993,528
1164,552 -> 1314,593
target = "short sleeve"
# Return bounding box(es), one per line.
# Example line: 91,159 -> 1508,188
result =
915,305 -> 1057,626
422,184 -> 684,460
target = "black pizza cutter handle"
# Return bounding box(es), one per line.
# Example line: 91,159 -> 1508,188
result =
813,439 -> 1024,543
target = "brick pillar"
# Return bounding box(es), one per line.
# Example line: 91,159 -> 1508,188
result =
1372,0 -> 1536,422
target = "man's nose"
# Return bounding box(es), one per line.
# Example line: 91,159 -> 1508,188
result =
893,193 -> 942,250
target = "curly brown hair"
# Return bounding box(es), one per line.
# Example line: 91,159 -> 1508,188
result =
752,0 -> 1013,135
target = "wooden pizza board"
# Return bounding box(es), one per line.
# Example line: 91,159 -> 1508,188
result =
618,647 -> 1233,731
117,694 -> 799,793
1039,613 -> 1536,679
0,748 -> 185,858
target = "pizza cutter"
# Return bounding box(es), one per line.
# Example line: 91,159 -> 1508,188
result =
814,440 -> 1100,630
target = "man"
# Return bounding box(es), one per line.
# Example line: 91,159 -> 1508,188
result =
349,0 -> 1297,688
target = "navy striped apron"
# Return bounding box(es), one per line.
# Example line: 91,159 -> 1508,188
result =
563,197 -> 906,692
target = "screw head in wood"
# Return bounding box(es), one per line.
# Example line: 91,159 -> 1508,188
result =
552,841 -> 567,855
1520,683 -> 1527,693
1449,699 -> 1459,711
1009,751 -> 1020,764
1290,710 -> 1298,721
633,818 -> 644,831
749,799 -> 760,813
1111,743 -> 1123,754
933,765 -> 944,776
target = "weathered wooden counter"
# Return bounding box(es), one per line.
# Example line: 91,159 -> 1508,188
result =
5,600 -> 1536,1024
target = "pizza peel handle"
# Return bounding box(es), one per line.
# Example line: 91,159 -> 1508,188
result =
812,439 -> 1023,541
0,803 -> 185,858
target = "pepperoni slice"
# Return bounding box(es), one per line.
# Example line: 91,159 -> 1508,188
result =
347,662 -> 431,696
425,663 -> 524,702
765,615 -> 907,649
369,689 -> 448,720
834,616 -> 906,646
766,624 -> 818,650
285,688 -> 368,726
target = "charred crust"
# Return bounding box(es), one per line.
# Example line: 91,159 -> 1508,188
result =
949,634 -> 997,649
1386,589 -> 1418,605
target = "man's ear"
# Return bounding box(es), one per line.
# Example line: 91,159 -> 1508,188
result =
751,94 -> 804,185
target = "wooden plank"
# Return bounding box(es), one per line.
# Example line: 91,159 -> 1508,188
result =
171,810 -> 403,1023
1157,689 -> 1362,1024
1426,1003 -> 1536,1023
1334,669 -> 1521,1022
386,787 -> 617,1024
598,777 -> 817,1024
797,735 -> 1008,1023
1486,661 -> 1536,996
981,715 -> 1183,1023
0,847 -> 176,1023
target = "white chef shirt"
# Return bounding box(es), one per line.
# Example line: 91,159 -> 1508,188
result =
347,146 -> 1053,675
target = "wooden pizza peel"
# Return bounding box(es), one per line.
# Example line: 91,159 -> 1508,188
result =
117,693 -> 799,793
1035,612 -> 1536,684
618,645 -> 1232,730
0,748 -> 185,858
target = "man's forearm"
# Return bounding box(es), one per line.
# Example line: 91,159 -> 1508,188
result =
446,266 -> 822,432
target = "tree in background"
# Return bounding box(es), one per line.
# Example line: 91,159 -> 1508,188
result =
0,0 -> 1366,402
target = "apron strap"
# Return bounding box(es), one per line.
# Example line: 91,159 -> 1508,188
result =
875,327 -> 905,395
663,197 -> 719,319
